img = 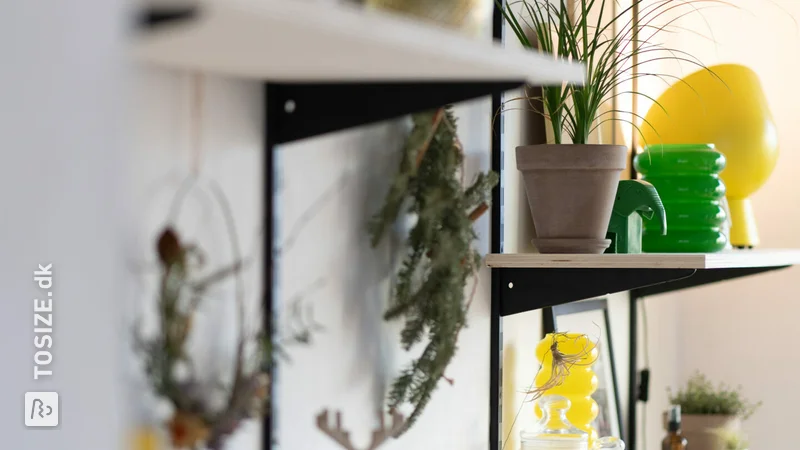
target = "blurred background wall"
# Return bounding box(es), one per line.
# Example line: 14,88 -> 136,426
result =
0,0 -> 127,448
4,1 -> 798,449
131,1 -> 495,449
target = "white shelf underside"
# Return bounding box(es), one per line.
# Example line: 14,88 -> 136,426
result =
135,0 -> 585,83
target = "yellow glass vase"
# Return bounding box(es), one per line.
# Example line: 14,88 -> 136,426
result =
534,333 -> 600,445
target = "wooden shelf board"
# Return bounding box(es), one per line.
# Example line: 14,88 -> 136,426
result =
486,249 -> 800,270
135,0 -> 585,83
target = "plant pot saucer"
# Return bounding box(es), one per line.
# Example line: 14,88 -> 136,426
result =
516,144 -> 627,254
532,238 -> 611,254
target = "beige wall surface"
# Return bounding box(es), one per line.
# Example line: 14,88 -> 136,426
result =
635,2 -> 800,449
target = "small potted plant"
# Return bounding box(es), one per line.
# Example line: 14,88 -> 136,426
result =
499,0 -> 712,253
365,0 -> 494,35
668,372 -> 761,450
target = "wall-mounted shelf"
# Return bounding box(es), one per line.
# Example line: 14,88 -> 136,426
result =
136,0 -> 584,84
486,250 -> 800,316
486,250 -> 800,269
136,0 -> 585,143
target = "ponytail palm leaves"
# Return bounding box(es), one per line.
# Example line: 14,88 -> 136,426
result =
499,0 -> 718,145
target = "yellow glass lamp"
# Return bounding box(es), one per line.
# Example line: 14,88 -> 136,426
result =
640,64 -> 779,247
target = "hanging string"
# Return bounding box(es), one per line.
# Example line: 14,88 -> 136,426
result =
166,73 -> 205,224
190,72 -> 205,176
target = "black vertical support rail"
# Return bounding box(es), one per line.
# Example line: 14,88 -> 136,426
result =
628,292 -> 639,450
541,307 -> 557,334
264,84 -> 277,450
490,2 -> 504,449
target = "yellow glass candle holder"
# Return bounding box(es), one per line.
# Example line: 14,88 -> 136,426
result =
534,333 -> 600,445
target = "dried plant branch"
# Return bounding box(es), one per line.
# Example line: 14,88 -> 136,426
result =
134,180 -> 319,450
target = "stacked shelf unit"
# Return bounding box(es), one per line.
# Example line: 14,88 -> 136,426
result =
136,1 -> 800,449
487,252 -> 800,450
137,1 -> 582,449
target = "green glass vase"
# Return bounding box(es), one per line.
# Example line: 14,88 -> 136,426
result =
634,144 -> 729,253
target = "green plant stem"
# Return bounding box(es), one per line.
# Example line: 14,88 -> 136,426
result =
499,0 -> 720,145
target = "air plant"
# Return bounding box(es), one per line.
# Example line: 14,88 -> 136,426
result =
498,0 -> 721,145
527,332 -> 596,401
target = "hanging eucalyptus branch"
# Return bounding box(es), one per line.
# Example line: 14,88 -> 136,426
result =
368,107 -> 498,434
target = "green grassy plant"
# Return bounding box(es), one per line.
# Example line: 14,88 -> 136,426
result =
499,0 -> 721,145
669,372 -> 761,419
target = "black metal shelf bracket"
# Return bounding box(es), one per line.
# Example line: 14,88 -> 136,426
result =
264,84 -> 277,450
631,266 -> 789,298
498,268 -> 696,317
137,6 -> 199,30
269,81 -> 523,145
265,77 -> 523,447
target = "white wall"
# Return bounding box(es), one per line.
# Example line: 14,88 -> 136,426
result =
0,0 -> 127,448
123,1 -> 503,449
275,100 -> 494,450
129,68 -> 495,450
128,71 -> 265,449
270,3 -> 495,449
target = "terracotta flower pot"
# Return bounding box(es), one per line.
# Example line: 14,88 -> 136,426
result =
683,414 -> 741,450
516,144 -> 628,254
662,412 -> 741,450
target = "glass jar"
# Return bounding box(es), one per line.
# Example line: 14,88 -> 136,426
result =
521,396 -> 589,450
534,334 -> 599,444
